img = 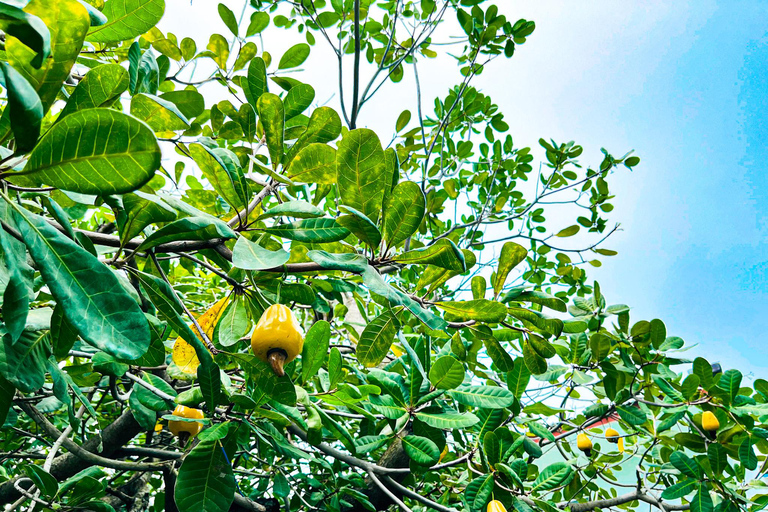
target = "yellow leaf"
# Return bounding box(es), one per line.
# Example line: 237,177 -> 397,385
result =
171,297 -> 229,375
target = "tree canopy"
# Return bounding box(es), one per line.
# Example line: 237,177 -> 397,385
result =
0,1 -> 763,512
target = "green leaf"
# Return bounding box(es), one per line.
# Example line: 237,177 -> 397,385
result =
435,299 -> 507,323
493,242 -> 527,296
484,338 -> 514,372
6,0 -> 89,115
257,92 -> 284,169
0,228 -> 29,342
130,93 -> 190,131
691,485 -> 713,512
0,62 -> 42,152
357,311 -> 399,367
707,443 -> 727,475
91,351 -> 129,377
336,129 -> 387,223
658,411 -> 685,433
232,236 -> 289,271
450,386 -> 515,409
429,355 -> 465,390
286,143 -> 337,184
306,250 -> 368,273
616,405 -> 646,426
394,239 -> 465,272
693,357 -> 714,390
134,372 -> 177,411
50,304 -> 78,360
0,375 -> 14,427
25,465 -> 58,498
120,191 -> 176,245
244,57 -> 268,108
128,42 -> 158,95
355,435 -> 390,453
197,358 -> 222,412
511,290 -> 567,312
555,225 -> 580,237
465,474 -> 494,511
20,109 -> 161,195
137,216 -> 236,251
661,479 -> 698,500
670,451 -> 701,479
338,205 -> 382,249
739,438 -> 757,470
217,3 -> 238,35
234,354 -> 296,405
528,421 -> 556,443
246,11 -> 269,36
175,439 -> 236,512
278,43 -> 310,69
717,369 -> 742,401
284,83 -> 315,119
415,410 -> 479,429
301,320 -> 330,382
506,359 -> 531,398
159,90 -> 205,119
190,144 -> 249,211
402,435 -> 440,465
87,0 -> 165,43
382,181 -> 425,248
258,200 -> 324,220
0,3 -> 50,68
532,463 -> 573,491
522,340 -> 547,375
0,330 -> 48,392
265,218 -> 349,243
284,107 -> 342,166
215,296 -> 249,348
8,203 -> 150,360
528,334 -> 556,359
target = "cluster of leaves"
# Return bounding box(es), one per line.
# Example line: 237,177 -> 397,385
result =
0,1 -> 761,512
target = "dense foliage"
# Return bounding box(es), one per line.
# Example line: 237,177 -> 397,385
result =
0,1 -> 764,512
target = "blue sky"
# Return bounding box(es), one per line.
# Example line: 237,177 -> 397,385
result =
488,1 -> 768,377
165,1 -> 768,376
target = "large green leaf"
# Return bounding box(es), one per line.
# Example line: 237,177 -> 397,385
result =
465,474 -> 494,511
265,218 -> 349,243
258,200 -> 324,220
243,57 -> 267,109
256,92 -> 284,169
0,3 -> 50,68
690,485 -> 713,512
415,410 -> 479,429
214,296 -> 249,348
60,64 -> 129,118
717,369 -> 742,401
0,330 -> 48,392
231,236 -> 289,271
87,0 -> 165,43
336,129 -> 387,223
429,355 -> 465,390
506,358 -> 531,398
306,250 -> 369,273
382,181 -> 425,248
435,299 -> 507,323
286,143 -> 337,184
670,451 -> 701,479
175,439 -> 236,512
394,239 -> 465,272
130,93 -> 190,131
284,83 -> 315,119
531,463 -> 573,491
301,320 -> 330,382
337,206 -> 382,249
136,216 -> 236,251
159,90 -> 205,118
493,242 -> 527,297
8,202 -> 150,360
402,435 -> 440,465
661,479 -> 698,500
278,43 -> 310,69
18,109 -> 160,194
119,191 -> 177,246
0,228 -> 30,342
6,0 -> 89,114
616,405 -> 647,426
189,143 -> 248,211
284,107 -> 341,165
450,385 -> 515,409
357,310 -> 400,367
739,438 -> 757,470
0,62 -> 42,152
233,354 -> 297,405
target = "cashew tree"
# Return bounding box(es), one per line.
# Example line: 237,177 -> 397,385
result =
0,1 -> 764,512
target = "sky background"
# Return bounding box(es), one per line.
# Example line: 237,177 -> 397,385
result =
161,1 -> 768,378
